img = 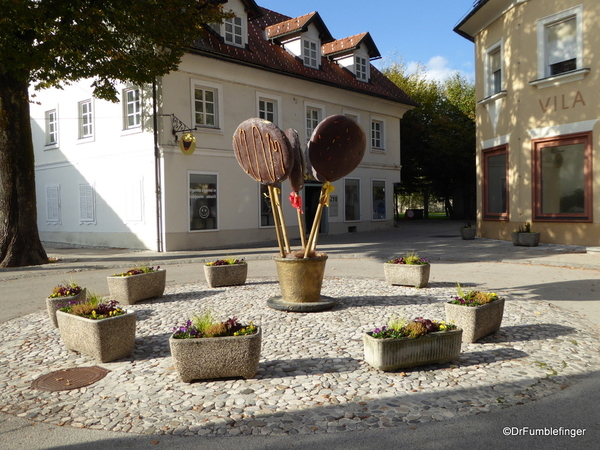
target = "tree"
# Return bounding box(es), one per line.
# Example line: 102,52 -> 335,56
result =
0,0 -> 228,267
383,60 -> 476,218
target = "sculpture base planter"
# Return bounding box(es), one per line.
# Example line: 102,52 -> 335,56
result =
269,254 -> 336,312
107,270 -> 166,305
56,310 -> 136,363
383,263 -> 430,288
511,232 -> 540,247
169,327 -> 262,382
204,263 -> 247,288
46,289 -> 86,328
445,298 -> 505,343
460,227 -> 476,240
363,329 -> 462,371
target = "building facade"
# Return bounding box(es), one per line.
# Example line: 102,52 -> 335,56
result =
456,0 -> 600,245
31,0 -> 416,251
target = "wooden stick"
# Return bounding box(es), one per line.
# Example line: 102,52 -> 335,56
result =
268,185 -> 286,257
275,194 -> 291,254
304,185 -> 327,258
297,207 -> 307,249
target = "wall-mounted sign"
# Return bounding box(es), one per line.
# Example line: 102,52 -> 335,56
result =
179,133 -> 196,155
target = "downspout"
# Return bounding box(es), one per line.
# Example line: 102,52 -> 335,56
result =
153,79 -> 164,252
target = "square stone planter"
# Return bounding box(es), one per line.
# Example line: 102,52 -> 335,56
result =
204,262 -> 247,288
383,263 -> 430,288
445,298 -> 505,343
169,327 -> 261,382
107,269 -> 166,305
511,232 -> 540,247
363,329 -> 462,371
46,289 -> 86,328
56,310 -> 136,363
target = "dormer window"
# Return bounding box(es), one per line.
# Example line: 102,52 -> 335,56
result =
303,38 -> 319,68
224,16 -> 243,47
355,56 -> 368,82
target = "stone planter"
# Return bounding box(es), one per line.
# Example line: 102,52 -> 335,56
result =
363,329 -> 463,371
445,298 -> 505,343
46,289 -> 86,328
56,310 -> 136,363
204,263 -> 247,288
269,254 -> 335,312
169,327 -> 261,382
460,227 -> 476,240
383,263 -> 430,288
107,269 -> 166,305
511,232 -> 540,247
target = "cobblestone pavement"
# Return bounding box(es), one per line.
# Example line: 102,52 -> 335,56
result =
2,277 -> 598,437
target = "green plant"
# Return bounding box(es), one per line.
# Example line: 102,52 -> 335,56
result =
370,316 -> 456,339
112,265 -> 161,277
387,251 -> 429,265
59,293 -> 125,320
172,310 -> 257,339
517,222 -> 533,233
450,283 -> 499,306
49,281 -> 83,298
462,220 -> 473,228
205,258 -> 245,266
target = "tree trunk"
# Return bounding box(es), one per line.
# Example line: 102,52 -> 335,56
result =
0,74 -> 48,267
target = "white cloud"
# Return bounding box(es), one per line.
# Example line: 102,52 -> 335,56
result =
408,56 -> 474,82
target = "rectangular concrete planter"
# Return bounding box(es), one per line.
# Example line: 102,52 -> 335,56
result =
107,269 -> 166,305
56,310 -> 136,363
363,328 -> 462,371
445,298 -> 505,343
46,289 -> 86,328
460,227 -> 476,240
169,327 -> 261,382
204,262 -> 247,288
511,232 -> 540,247
383,263 -> 430,288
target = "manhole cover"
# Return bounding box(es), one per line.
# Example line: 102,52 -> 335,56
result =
31,366 -> 110,391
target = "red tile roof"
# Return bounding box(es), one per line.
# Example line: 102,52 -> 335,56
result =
322,32 -> 381,59
191,7 -> 417,107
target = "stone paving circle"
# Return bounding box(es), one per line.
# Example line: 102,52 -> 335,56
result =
1,277 -> 599,437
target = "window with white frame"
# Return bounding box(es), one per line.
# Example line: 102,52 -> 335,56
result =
46,185 -> 60,223
303,38 -> 319,68
79,184 -> 95,223
538,6 -> 583,78
259,183 -> 281,227
371,120 -> 384,149
78,100 -> 93,139
45,110 -> 58,146
193,86 -> 218,128
224,16 -> 243,47
372,180 -> 386,220
486,42 -> 502,96
189,172 -> 218,231
355,56 -> 368,82
306,106 -> 322,140
258,98 -> 277,125
124,88 -> 141,129
345,178 -> 360,221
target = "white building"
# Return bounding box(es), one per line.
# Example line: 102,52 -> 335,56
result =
31,0 -> 416,251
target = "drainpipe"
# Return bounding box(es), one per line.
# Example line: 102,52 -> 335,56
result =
153,79 -> 164,252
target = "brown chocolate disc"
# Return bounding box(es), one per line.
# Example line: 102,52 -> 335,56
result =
233,118 -> 293,185
285,128 -> 305,192
307,115 -> 366,182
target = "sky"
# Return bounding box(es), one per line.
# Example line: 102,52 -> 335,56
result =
256,0 -> 477,82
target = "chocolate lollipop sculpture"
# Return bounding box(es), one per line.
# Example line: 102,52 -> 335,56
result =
285,128 -> 307,250
305,115 -> 366,256
233,118 -> 294,256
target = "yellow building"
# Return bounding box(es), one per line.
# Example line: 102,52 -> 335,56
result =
456,0 -> 599,245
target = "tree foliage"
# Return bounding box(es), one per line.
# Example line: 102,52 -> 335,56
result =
383,60 -> 476,217
0,0 -> 228,267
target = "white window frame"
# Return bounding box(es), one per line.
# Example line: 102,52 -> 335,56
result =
371,179 -> 386,221
46,184 -> 61,224
305,102 -> 325,142
256,92 -> 281,126
223,15 -> 244,47
355,55 -> 369,82
484,40 -> 503,98
123,87 -> 142,130
191,79 -> 223,132
188,171 -> 219,232
259,183 -> 281,228
78,100 -> 94,140
536,5 -> 584,81
45,109 -> 59,148
79,184 -> 96,224
370,117 -> 385,151
302,38 -> 319,69
343,110 -> 361,125
344,177 -> 361,222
